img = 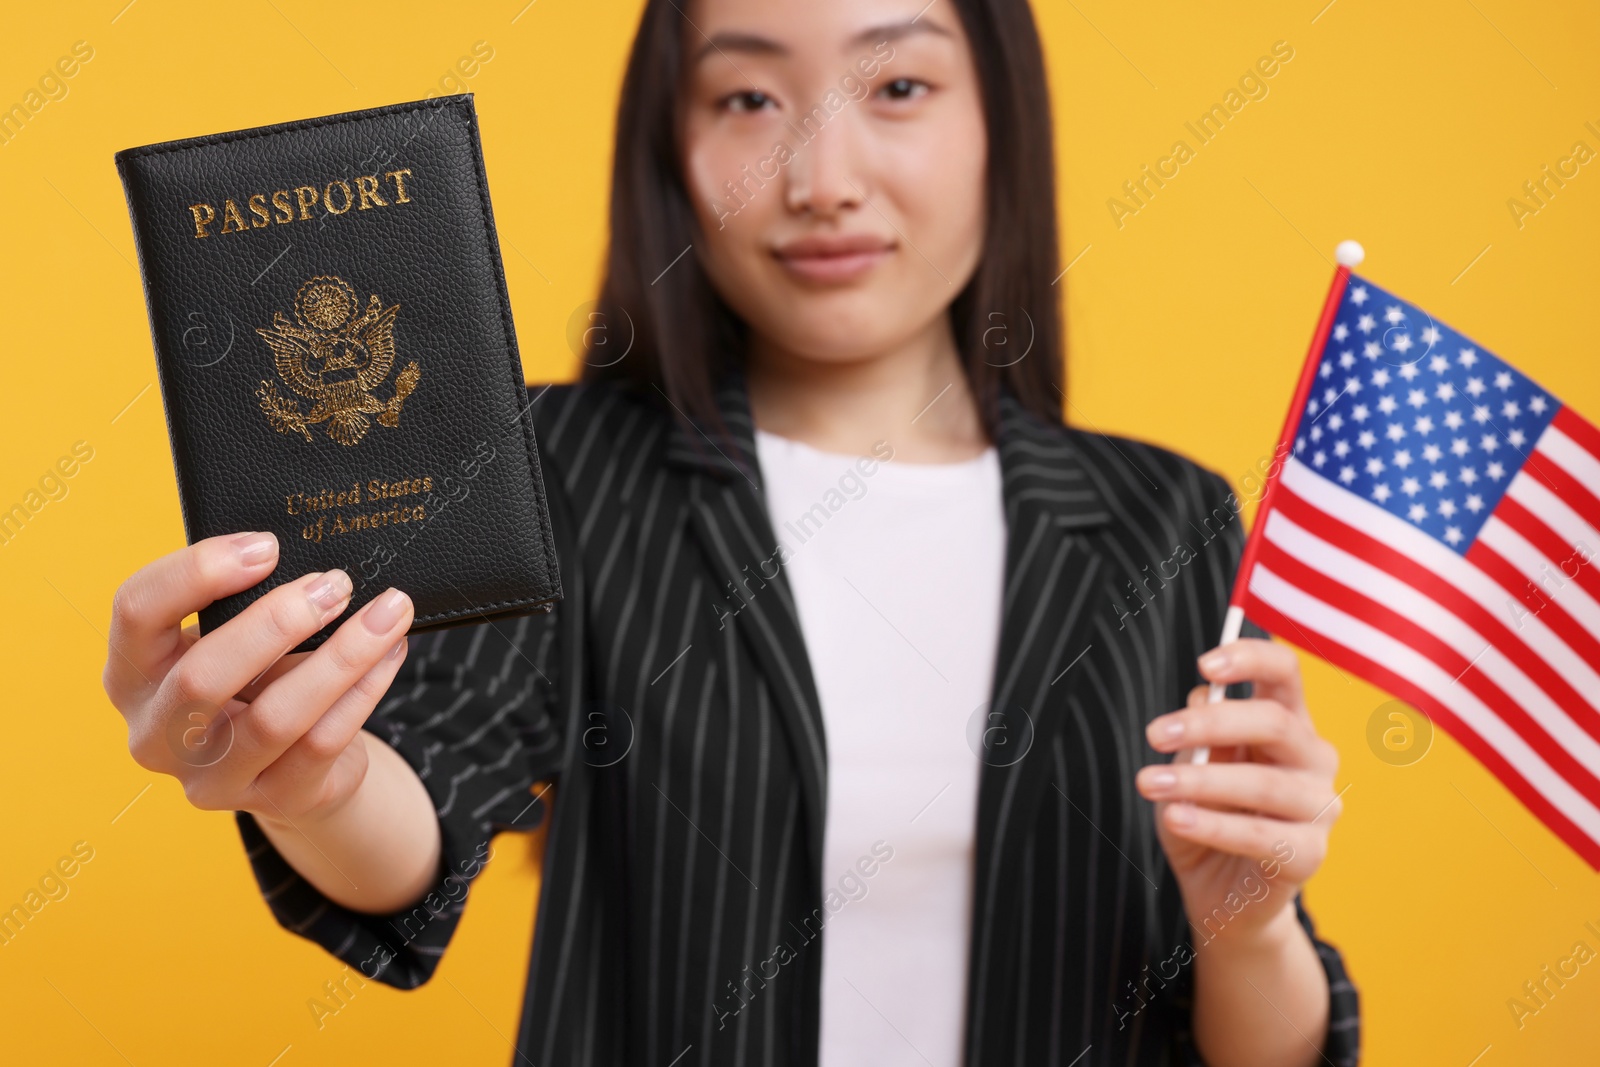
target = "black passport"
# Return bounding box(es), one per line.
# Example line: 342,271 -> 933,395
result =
115,95 -> 561,652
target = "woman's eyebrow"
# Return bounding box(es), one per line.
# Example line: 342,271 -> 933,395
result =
693,30 -> 785,64
691,18 -> 953,65
848,17 -> 955,50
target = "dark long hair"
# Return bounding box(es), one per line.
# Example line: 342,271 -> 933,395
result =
581,0 -> 1065,443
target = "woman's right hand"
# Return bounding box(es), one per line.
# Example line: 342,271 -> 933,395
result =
103,530 -> 416,830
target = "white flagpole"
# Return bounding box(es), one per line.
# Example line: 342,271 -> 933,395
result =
1188,240 -> 1365,768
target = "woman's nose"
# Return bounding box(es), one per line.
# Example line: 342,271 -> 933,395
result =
782,116 -> 867,219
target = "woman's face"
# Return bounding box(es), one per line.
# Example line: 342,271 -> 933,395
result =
679,0 -> 988,366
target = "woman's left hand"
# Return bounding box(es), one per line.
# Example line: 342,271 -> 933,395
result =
1136,637 -> 1343,939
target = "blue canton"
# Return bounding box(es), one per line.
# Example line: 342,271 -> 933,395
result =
1291,273 -> 1562,555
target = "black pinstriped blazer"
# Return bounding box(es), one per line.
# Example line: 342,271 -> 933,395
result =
235,371 -> 1361,1066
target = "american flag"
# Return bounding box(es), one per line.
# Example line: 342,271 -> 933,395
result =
1236,268 -> 1600,869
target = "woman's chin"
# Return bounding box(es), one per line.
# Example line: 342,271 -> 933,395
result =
749,309 -> 919,364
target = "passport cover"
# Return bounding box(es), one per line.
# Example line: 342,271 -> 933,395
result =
115,94 -> 561,652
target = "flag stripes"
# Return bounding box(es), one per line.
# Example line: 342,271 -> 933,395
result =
1243,444 -> 1600,868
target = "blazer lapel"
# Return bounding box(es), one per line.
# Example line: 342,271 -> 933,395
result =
961,389 -> 1119,1059
973,388 -> 1116,899
664,371 -> 831,885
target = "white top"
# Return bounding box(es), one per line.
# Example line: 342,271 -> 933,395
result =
753,427 -> 1008,1067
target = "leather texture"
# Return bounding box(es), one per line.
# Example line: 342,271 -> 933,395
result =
115,94 -> 561,653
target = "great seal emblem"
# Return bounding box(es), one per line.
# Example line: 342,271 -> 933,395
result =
253,275 -> 420,446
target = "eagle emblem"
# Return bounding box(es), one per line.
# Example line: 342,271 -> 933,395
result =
254,275 -> 420,447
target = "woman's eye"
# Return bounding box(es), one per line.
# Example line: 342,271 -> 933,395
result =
722,90 -> 775,114
878,77 -> 929,102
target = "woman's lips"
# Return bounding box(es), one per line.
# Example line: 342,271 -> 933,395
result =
772,236 -> 896,284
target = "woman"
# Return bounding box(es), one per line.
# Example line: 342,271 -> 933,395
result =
103,0 -> 1360,1063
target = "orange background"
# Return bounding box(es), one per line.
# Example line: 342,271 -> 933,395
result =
1,1 -> 1596,1063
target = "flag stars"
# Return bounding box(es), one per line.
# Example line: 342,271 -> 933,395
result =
1305,280 -> 1562,556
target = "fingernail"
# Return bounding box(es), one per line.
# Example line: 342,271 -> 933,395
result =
232,531 -> 277,566
307,569 -> 352,619
1142,768 -> 1177,794
1162,719 -> 1185,741
362,588 -> 409,635
1199,649 -> 1230,675
1167,803 -> 1197,828
386,638 -> 407,660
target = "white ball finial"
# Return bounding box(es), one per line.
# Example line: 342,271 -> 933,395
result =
1335,240 -> 1365,268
